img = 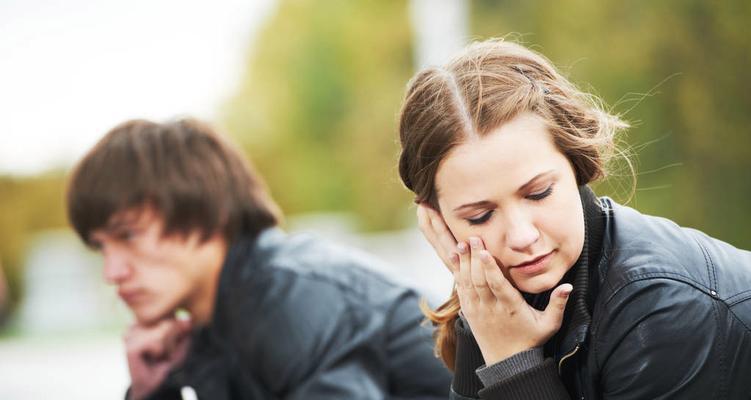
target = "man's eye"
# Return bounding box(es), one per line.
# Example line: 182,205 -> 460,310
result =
527,185 -> 554,201
467,211 -> 493,225
115,230 -> 135,241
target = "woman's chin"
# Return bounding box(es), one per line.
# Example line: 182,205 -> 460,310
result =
513,274 -> 559,294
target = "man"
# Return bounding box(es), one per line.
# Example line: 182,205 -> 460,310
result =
67,118 -> 451,399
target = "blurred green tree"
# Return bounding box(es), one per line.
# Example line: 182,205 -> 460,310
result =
472,0 -> 751,248
0,173 -> 67,318
223,0 -> 415,231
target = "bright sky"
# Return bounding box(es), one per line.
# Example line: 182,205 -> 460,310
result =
0,0 -> 276,176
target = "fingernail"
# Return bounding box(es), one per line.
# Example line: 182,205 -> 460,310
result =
457,242 -> 468,254
450,253 -> 460,264
469,237 -> 481,249
480,251 -> 491,263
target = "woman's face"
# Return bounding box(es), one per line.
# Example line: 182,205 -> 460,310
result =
434,111 -> 584,294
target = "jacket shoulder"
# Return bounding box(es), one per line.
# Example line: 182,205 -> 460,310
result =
598,201 -> 750,299
590,275 -> 727,398
217,231 -> 425,390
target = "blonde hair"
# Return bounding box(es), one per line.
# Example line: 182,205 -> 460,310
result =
397,39 -> 628,370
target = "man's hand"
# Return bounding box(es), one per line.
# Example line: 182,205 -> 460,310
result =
124,318 -> 192,400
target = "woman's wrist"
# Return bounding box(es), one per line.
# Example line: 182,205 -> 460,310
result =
479,343 -> 536,366
476,347 -> 544,386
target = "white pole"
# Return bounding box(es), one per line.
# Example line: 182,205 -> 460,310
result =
408,0 -> 470,70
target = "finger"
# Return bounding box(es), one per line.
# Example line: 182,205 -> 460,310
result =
447,252 -> 460,276
164,319 -> 192,354
541,283 -> 573,331
169,334 -> 192,366
424,206 -> 458,258
417,204 -> 452,270
479,249 -> 522,305
416,204 -> 432,237
148,359 -> 176,385
468,237 -> 494,302
129,319 -> 175,360
456,242 -> 478,302
419,204 -> 459,272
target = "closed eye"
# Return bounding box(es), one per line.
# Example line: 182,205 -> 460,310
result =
526,184 -> 554,201
467,210 -> 493,225
114,229 -> 135,242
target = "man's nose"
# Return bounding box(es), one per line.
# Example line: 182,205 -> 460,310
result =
102,249 -> 131,284
504,212 -> 540,252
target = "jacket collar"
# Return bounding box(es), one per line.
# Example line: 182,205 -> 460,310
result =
552,185 -> 606,365
211,227 -> 286,331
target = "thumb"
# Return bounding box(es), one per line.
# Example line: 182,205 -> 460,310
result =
542,283 -> 573,330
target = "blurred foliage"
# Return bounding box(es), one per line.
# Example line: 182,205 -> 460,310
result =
223,0 -> 415,231
2,1 -> 749,320
0,173 -> 67,317
472,0 -> 751,248
226,0 -> 749,247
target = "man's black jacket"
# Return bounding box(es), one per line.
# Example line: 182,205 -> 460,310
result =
145,228 -> 452,399
451,186 -> 751,399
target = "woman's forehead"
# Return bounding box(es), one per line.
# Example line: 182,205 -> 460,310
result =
435,113 -> 563,198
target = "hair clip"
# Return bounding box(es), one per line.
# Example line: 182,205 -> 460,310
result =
513,65 -> 550,95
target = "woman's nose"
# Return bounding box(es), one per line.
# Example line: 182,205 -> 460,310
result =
504,213 -> 540,252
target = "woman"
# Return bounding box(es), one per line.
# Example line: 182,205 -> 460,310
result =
397,39 -> 751,400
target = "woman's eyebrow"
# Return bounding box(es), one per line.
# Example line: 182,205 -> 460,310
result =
451,170 -> 556,213
517,170 -> 554,194
453,200 -> 494,213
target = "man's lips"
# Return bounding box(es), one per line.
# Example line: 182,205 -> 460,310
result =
118,288 -> 143,304
509,251 -> 555,269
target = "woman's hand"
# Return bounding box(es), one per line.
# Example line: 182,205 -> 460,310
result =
416,203 -> 459,271
416,203 -> 572,365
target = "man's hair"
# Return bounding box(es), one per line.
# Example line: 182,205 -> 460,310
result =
67,118 -> 281,246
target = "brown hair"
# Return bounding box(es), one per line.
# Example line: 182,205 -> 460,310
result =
67,118 -> 281,246
397,39 -> 628,370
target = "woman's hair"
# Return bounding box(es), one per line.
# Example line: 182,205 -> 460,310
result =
397,39 -> 628,370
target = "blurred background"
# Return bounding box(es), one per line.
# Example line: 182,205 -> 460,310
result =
1,0 -> 749,398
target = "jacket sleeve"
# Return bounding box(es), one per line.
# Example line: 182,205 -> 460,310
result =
451,319 -> 570,400
594,278 -> 724,399
236,271 -> 448,399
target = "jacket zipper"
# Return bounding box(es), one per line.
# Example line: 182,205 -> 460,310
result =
558,343 -> 580,375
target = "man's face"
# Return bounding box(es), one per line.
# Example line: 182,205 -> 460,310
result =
90,208 -> 226,325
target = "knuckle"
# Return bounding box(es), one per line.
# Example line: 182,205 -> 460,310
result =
488,281 -> 504,292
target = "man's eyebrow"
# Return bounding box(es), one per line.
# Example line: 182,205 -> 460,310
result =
104,215 -> 140,232
517,170 -> 555,194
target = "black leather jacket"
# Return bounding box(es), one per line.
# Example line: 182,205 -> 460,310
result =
450,187 -> 751,399
145,228 -> 451,399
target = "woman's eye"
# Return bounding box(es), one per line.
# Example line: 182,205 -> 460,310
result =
467,210 -> 493,225
527,185 -> 554,201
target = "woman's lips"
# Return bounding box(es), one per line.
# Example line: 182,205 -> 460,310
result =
509,251 -> 555,275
